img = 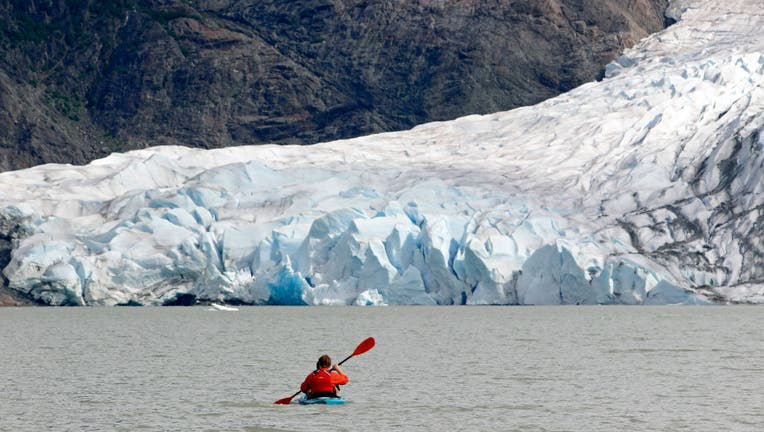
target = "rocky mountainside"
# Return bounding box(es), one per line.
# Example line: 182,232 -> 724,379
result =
0,0 -> 671,171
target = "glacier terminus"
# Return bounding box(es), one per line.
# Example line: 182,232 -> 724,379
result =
0,0 -> 763,306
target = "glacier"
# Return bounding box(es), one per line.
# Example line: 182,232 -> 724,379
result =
1,0 -> 763,306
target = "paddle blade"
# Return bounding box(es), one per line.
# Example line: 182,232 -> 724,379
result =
274,390 -> 301,405
338,337 -> 376,366
352,337 -> 375,356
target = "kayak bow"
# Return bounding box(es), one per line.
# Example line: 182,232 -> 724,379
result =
298,396 -> 346,405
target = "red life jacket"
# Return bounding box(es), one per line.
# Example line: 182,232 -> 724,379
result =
301,367 -> 348,396
306,369 -> 337,394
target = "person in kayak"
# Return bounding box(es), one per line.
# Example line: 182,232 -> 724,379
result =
300,354 -> 349,399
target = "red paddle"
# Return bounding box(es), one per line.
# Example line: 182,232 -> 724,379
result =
274,337 -> 376,405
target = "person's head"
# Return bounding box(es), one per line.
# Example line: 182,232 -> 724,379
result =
316,354 -> 331,369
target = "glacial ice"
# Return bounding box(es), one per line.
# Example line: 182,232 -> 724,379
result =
1,0 -> 763,305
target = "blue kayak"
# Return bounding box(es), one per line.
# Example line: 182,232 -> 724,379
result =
297,396 -> 346,405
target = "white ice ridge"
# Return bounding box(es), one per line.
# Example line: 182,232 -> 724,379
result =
1,0 -> 763,305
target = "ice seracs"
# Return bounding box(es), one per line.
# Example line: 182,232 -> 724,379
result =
1,0 -> 763,305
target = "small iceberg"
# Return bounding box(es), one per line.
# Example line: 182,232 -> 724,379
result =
209,303 -> 239,312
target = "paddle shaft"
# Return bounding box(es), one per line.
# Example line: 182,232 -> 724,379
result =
281,390 -> 301,403
337,354 -> 353,366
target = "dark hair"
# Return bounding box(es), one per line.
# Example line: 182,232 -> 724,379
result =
316,354 -> 331,369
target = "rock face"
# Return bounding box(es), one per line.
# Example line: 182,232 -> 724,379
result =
0,0 -> 671,171
0,286 -> 35,306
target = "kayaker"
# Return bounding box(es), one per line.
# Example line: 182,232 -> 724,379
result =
300,354 -> 349,399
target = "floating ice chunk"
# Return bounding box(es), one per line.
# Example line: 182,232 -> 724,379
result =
210,303 -> 239,311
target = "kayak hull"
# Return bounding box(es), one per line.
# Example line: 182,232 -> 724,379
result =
297,396 -> 346,405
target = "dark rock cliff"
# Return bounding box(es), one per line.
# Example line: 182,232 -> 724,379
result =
0,0 -> 671,171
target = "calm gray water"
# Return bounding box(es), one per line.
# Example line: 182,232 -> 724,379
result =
1,306 -> 763,431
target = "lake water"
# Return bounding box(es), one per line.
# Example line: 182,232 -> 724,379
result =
1,306 -> 763,431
